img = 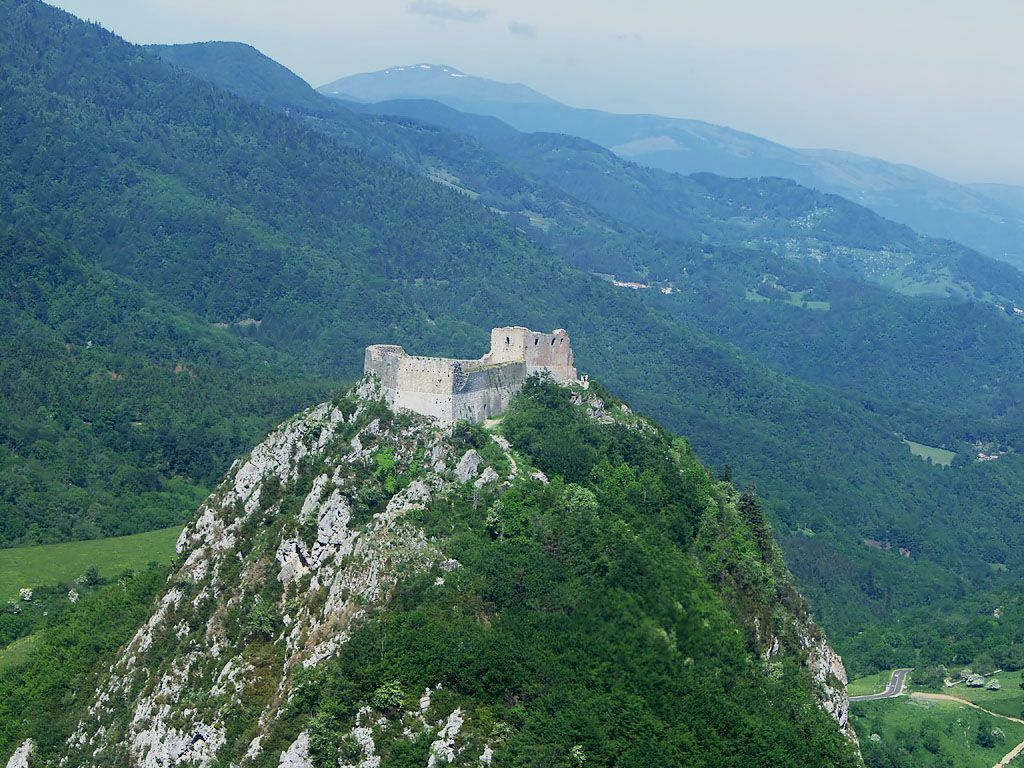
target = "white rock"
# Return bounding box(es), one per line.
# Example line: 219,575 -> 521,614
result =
278,731 -> 312,768
455,450 -> 481,483
316,490 -> 354,545
5,739 -> 33,768
474,467 -> 499,488
428,709 -> 464,768
277,540 -> 311,584
530,470 -> 548,484
299,474 -> 331,522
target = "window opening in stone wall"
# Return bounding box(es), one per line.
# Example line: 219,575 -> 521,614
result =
534,338 -> 539,345
506,337 -> 510,345
551,338 -> 555,345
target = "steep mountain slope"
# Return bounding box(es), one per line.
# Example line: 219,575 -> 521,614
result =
0,212 -> 328,547
8,0 -> 1024,680
147,41 -> 331,113
320,64 -> 1024,268
0,377 -> 861,767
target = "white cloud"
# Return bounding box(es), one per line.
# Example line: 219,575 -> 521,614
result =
507,19 -> 536,38
407,0 -> 485,22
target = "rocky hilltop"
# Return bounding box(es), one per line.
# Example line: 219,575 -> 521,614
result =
16,376 -> 859,767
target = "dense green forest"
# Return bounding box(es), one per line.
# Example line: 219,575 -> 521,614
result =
147,37 -> 1024,673
277,380 -> 860,768
6,0 -> 1024,682
0,221 -> 328,544
0,378 -> 860,767
0,564 -> 169,754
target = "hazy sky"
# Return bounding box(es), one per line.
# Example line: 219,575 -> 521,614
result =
52,0 -> 1024,185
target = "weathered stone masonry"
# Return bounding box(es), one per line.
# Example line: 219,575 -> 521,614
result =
364,326 -> 577,422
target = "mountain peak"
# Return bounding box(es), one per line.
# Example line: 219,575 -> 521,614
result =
318,62 -> 557,107
54,376 -> 858,766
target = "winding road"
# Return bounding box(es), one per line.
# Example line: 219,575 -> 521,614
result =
849,668 -> 913,702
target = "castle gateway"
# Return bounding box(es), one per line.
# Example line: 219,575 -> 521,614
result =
364,326 -> 577,423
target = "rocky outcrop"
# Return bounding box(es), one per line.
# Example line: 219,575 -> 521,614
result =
58,390 -> 470,767
802,627 -> 857,744
455,449 -> 481,483
4,740 -> 33,768
277,732 -> 311,768
50,381 -> 525,768
34,377 -> 858,766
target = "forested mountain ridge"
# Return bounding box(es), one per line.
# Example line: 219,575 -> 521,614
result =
6,0 -> 1024,683
0,378 -> 862,767
321,63 -> 1024,268
152,43 -> 1024,441
154,43 -> 1024,305
149,42 -> 1024,653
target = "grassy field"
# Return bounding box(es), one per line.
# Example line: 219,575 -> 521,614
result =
915,671 -> 1024,720
904,439 -> 957,467
851,696 -> 1024,768
0,526 -> 181,601
0,634 -> 40,672
849,670 -> 902,697
744,287 -> 831,311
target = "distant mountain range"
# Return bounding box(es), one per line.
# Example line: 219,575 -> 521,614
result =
320,64 -> 1024,269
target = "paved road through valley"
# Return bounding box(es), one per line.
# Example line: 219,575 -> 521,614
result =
850,668 -> 913,702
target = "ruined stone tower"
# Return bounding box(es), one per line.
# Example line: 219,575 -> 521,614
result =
363,326 -> 577,423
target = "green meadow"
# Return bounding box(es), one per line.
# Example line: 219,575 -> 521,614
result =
851,696 -> 1024,768
903,439 -> 957,467
0,526 -> 182,601
916,671 -> 1024,720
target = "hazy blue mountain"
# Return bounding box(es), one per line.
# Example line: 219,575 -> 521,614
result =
971,181 -> 1024,216
321,62 -> 556,107
320,64 -> 1024,268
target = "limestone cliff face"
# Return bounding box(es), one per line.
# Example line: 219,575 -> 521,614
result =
32,378 -> 858,767
60,380 -> 461,767
692,480 -> 858,747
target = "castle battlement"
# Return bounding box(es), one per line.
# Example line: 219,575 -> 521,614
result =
364,326 -> 577,422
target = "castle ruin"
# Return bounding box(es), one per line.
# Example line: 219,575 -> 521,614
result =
364,327 -> 577,422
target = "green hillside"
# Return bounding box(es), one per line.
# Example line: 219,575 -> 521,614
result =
8,0 -> 1024,682
144,36 -> 1024,673
0,379 -> 861,767
148,41 -> 331,113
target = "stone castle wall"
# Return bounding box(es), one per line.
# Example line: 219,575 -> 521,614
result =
364,327 -> 576,422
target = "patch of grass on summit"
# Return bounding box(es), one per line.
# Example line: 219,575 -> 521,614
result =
903,439 -> 956,467
0,526 -> 182,601
0,633 -> 41,672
